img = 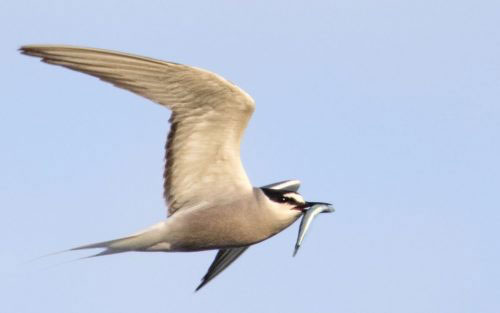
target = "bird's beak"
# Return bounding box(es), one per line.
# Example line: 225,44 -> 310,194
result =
303,201 -> 335,213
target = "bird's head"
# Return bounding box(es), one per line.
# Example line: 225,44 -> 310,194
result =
261,188 -> 331,213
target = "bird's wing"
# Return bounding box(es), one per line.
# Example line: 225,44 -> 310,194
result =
21,45 -> 255,216
195,247 -> 249,292
261,179 -> 301,192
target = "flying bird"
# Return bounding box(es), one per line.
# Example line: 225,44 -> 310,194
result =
20,45 -> 331,291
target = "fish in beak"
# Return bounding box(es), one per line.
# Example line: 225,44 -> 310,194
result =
293,203 -> 335,256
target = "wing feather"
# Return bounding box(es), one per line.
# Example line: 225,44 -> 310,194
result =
195,247 -> 249,291
21,45 -> 255,216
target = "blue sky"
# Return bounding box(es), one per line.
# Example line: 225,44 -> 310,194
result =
1,1 -> 499,312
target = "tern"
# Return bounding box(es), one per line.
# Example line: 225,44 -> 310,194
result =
21,45 -> 331,291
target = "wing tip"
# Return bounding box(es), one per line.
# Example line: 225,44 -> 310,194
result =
19,45 -> 51,59
194,247 -> 249,292
194,280 -> 207,292
19,45 -> 33,55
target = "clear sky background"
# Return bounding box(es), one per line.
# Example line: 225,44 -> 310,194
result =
1,1 -> 499,312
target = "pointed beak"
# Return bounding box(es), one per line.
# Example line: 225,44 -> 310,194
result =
303,201 -> 335,213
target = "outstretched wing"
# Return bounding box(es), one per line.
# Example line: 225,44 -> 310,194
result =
21,45 -> 255,216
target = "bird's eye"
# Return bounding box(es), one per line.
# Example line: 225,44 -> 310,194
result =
280,197 -> 287,202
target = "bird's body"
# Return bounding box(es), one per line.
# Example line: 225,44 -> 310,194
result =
84,187 -> 302,254
20,45 -> 330,290
163,188 -> 302,251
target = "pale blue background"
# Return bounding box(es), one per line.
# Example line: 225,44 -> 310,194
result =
1,1 -> 499,312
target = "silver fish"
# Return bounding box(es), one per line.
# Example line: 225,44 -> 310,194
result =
293,203 -> 334,256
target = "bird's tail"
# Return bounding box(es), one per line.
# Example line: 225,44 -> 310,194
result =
69,221 -> 169,258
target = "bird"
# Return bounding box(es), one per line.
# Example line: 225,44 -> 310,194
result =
20,45 -> 331,291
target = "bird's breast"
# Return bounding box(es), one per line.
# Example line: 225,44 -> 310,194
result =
163,199 -> 299,251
